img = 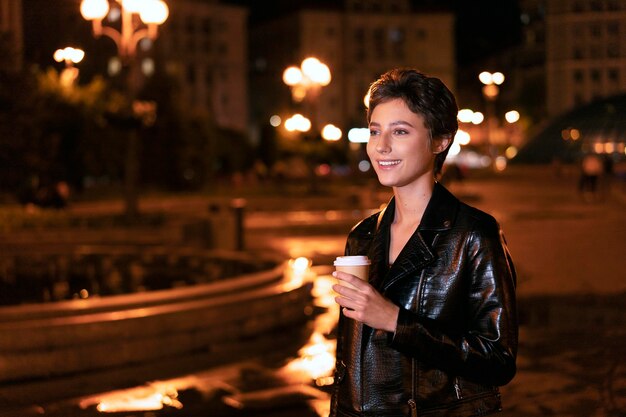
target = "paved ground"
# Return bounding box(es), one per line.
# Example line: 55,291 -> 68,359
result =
1,165 -> 625,416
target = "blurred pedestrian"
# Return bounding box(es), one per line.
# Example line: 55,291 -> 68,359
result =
331,68 -> 518,417
578,153 -> 603,202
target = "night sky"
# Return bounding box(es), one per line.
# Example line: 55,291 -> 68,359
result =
224,0 -> 523,66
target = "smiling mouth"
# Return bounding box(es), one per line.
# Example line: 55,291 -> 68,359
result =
378,160 -> 401,167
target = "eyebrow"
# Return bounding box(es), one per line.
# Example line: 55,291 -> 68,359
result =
369,120 -> 414,127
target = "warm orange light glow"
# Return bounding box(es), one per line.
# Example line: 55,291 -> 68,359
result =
495,156 -> 508,171
482,84 -> 499,99
471,112 -> 484,124
455,129 -> 471,146
321,124 -> 342,141
301,57 -> 331,86
54,47 -> 85,65
80,0 -> 109,20
457,109 -> 474,123
479,71 -> 504,86
505,146 -> 518,159
505,110 -> 520,123
593,142 -> 603,153
140,0 -> 169,25
284,114 -> 311,133
604,142 -> 615,153
283,66 -> 303,86
269,115 -> 281,127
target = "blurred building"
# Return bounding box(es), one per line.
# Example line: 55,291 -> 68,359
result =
0,0 -> 23,71
249,0 -> 455,137
160,0 -> 248,132
545,0 -> 626,117
475,0 -> 625,137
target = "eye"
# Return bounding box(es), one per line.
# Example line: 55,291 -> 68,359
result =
369,129 -> 380,136
393,128 -> 409,136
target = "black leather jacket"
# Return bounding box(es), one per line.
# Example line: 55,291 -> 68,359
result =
331,183 -> 518,417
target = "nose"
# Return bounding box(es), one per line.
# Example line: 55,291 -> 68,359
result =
375,132 -> 391,154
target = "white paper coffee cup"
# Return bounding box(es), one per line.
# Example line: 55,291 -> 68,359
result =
334,256 -> 371,289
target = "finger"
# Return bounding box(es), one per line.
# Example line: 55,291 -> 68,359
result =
332,283 -> 361,298
335,295 -> 360,310
333,271 -> 359,283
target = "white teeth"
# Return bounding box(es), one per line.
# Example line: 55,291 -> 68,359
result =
379,160 -> 400,166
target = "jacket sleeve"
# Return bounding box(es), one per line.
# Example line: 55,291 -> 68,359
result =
389,218 -> 518,386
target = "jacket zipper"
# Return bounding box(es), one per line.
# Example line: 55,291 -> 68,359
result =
408,398 -> 417,417
407,233 -> 440,417
407,268 -> 428,417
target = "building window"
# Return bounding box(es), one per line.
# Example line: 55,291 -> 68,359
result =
355,47 -> 366,61
608,68 -> 619,83
573,47 -> 584,59
590,69 -> 601,83
353,27 -> 365,42
217,43 -> 228,56
187,65 -> 196,84
607,22 -> 619,36
389,27 -> 405,43
415,28 -> 426,40
185,16 -> 195,34
590,46 -> 603,59
373,27 -> 385,57
590,24 -> 602,38
608,0 -> 621,11
201,18 -> 211,34
573,70 -> 584,83
574,93 -> 584,105
607,44 -> 619,58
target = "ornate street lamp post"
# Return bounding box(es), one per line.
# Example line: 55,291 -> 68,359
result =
53,47 -> 85,87
283,57 -> 331,132
80,0 -> 168,219
479,71 -> 505,167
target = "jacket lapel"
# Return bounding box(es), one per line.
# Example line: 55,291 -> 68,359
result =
367,200 -> 393,289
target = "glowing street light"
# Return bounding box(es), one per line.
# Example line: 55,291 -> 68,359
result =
283,57 -> 331,103
53,47 -> 85,66
282,56 -> 333,139
479,71 -> 505,101
284,114 -> 312,133
321,124 -> 342,141
53,47 -> 85,87
80,0 -> 169,61
505,110 -> 520,124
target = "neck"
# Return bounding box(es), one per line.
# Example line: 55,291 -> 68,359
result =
392,180 -> 435,225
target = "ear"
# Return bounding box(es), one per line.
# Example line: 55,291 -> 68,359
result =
433,134 -> 453,154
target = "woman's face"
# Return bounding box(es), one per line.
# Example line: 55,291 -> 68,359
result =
367,98 -> 444,189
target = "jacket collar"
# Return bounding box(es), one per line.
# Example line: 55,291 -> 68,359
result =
370,182 -> 459,289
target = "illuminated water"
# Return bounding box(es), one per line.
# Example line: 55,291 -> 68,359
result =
73,263 -> 338,417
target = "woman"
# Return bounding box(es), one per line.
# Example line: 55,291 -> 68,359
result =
331,68 -> 518,417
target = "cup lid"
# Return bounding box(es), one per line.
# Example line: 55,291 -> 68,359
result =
334,255 -> 371,266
